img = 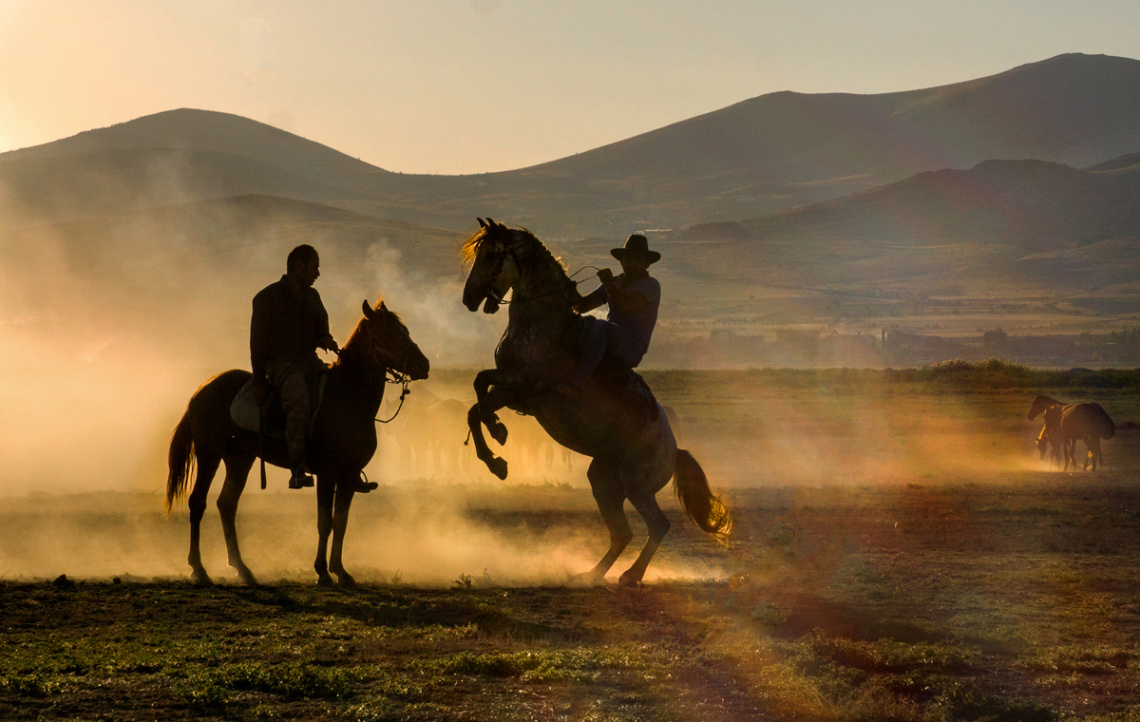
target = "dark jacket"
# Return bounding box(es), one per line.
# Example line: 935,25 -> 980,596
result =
250,276 -> 331,383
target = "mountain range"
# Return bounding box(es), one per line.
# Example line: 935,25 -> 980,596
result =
3,52 -> 1140,365
5,52 -> 1140,237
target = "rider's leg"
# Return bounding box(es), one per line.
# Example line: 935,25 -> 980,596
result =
268,360 -> 314,488
570,320 -> 644,390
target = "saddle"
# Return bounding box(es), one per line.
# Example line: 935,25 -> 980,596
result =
230,371 -> 329,439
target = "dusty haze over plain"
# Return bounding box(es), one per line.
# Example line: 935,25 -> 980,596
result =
1,1 -> 1139,174
0,2 -> 1135,583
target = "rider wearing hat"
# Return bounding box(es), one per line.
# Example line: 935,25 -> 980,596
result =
568,234 -> 662,391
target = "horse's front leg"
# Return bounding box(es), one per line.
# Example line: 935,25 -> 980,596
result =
468,400 -> 508,480
328,480 -> 357,588
313,475 -> 336,587
467,372 -> 521,480
474,369 -> 509,444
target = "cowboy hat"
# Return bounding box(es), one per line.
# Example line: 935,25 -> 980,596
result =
611,234 -> 661,264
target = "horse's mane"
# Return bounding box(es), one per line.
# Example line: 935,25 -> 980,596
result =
461,224 -> 578,302
460,226 -> 490,266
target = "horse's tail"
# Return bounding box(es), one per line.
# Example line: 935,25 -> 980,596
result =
673,449 -> 732,542
165,408 -> 196,517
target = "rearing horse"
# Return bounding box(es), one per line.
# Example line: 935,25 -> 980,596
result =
460,219 -> 731,586
166,299 -> 430,587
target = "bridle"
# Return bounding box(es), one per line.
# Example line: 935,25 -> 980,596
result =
373,332 -> 417,424
479,235 -> 599,307
333,325 -> 417,424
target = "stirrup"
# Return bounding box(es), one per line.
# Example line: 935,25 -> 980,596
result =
350,471 -> 378,494
289,465 -> 314,489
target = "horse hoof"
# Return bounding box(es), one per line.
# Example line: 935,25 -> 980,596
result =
618,571 -> 641,588
488,457 -> 508,480
489,422 -> 508,445
236,569 -> 259,587
571,571 -> 607,587
190,569 -> 214,587
316,574 -> 337,588
337,573 -> 358,589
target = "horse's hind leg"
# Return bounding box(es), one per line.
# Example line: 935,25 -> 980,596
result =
619,490 -> 671,587
217,453 -> 257,585
187,449 -> 222,586
583,458 -> 632,583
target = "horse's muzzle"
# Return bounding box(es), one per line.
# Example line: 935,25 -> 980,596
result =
482,298 -> 500,314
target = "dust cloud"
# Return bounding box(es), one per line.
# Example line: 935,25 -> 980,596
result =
0,484 -> 728,585
0,170 -> 1068,585
0,179 -> 507,498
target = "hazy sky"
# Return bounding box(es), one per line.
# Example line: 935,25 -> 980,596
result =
0,0 -> 1137,175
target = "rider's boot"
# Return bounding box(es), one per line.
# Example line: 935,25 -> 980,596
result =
349,476 -> 379,494
289,460 -> 314,489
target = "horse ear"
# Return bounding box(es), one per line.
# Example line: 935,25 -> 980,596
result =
486,217 -> 496,228
379,300 -> 388,312
362,299 -> 378,320
477,217 -> 487,228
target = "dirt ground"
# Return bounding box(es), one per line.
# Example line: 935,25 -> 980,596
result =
3,374 -> 1140,720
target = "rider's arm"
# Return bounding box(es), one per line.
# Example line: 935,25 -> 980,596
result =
599,272 -> 649,313
574,287 -> 607,313
250,294 -> 270,385
311,290 -> 338,352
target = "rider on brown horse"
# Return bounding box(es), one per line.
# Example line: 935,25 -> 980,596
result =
566,234 -> 662,392
250,244 -> 340,490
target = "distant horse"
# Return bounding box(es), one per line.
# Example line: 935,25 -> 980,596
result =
1028,394 -> 1115,471
460,218 -> 731,586
1029,394 -> 1067,467
166,300 -> 430,586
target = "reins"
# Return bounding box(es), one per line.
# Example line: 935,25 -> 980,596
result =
329,345 -> 414,424
493,264 -> 602,306
375,372 -> 411,424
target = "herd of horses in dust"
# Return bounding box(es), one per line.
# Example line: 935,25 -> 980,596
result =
159,219 -> 1117,589
1027,394 -> 1116,472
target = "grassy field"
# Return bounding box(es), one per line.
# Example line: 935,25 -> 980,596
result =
3,365 -> 1140,720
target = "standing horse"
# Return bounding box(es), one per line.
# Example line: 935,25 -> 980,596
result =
1028,394 -> 1115,471
1028,394 -> 1067,467
166,300 -> 430,587
460,219 -> 731,586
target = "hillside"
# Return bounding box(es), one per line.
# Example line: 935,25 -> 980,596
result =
666,157 -> 1140,292
4,54 -> 1140,236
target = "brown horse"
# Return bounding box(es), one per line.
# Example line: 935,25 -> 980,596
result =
1028,394 -> 1115,471
1029,394 -> 1066,467
460,219 -> 731,586
166,300 -> 430,587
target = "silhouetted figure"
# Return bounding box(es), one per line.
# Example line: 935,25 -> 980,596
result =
461,219 -> 730,586
569,234 -> 662,391
251,244 -> 338,489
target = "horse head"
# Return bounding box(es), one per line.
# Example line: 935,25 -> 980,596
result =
461,217 -> 525,314
1027,394 -> 1057,420
356,299 -> 430,380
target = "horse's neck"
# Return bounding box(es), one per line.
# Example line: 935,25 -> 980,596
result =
330,345 -> 386,414
508,244 -> 574,328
